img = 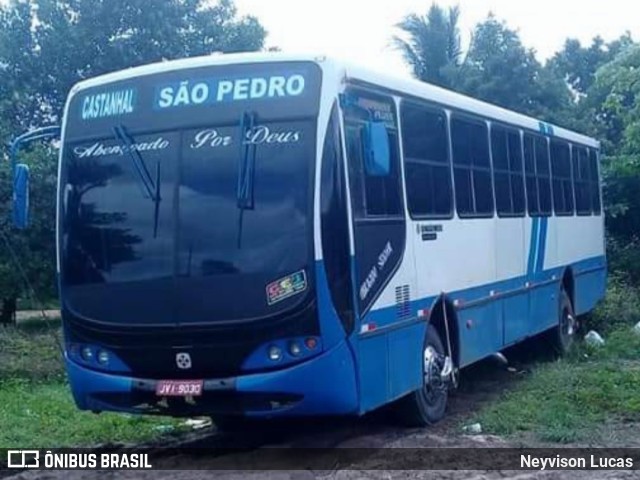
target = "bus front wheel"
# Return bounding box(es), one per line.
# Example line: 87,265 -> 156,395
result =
395,324 -> 448,426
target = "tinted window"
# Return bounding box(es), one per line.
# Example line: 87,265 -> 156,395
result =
589,149 -> 602,214
62,132 -> 179,286
321,104 -> 353,332
550,140 -> 575,215
345,95 -> 403,218
572,146 -> 591,215
451,116 -> 493,217
61,120 -> 316,324
401,103 -> 452,217
491,126 -> 525,216
524,134 -> 552,216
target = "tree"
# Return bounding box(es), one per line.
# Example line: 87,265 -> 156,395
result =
549,34 -> 634,95
393,8 -> 573,124
0,147 -> 58,305
393,4 -> 462,88
586,47 -> 640,240
0,0 -> 266,134
0,0 -> 266,305
453,15 -> 573,122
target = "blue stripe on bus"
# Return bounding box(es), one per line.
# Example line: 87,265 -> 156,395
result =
535,216 -> 549,273
527,217 -> 539,276
356,255 -> 606,370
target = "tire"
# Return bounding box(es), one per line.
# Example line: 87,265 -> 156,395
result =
550,288 -> 576,356
395,324 -> 449,427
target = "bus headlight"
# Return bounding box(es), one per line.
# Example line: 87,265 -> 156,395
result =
268,345 -> 282,362
288,342 -> 302,357
81,346 -> 94,362
97,350 -> 110,365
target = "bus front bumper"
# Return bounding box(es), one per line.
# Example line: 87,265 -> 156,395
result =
65,340 -> 358,417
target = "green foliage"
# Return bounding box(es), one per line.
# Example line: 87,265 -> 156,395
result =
476,326 -> 640,443
572,328 -> 640,362
586,46 -> 640,281
0,319 -> 186,448
456,15 -> 573,121
606,237 -> 640,284
395,9 -> 574,121
393,4 -> 461,88
0,146 -> 58,302
585,270 -> 640,334
0,317 -> 63,383
0,0 -> 266,131
0,380 -> 184,449
548,34 -> 633,95
567,45 -> 640,281
589,46 -> 640,151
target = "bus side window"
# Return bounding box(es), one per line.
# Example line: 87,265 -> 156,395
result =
572,146 -> 591,216
524,133 -> 552,216
550,139 -> 575,216
400,102 -> 452,218
451,116 -> 494,218
589,149 -> 602,215
346,123 -> 402,218
535,136 -> 552,215
491,125 -> 525,217
524,135 -> 539,215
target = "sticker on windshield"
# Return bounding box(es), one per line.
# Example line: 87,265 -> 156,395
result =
266,270 -> 307,306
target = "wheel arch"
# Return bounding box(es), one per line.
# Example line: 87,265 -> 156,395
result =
426,294 -> 460,368
560,266 -> 576,311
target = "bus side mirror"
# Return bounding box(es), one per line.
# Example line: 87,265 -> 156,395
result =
363,121 -> 390,176
13,163 -> 30,229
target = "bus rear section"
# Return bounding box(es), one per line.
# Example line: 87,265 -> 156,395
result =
57,59 -> 359,419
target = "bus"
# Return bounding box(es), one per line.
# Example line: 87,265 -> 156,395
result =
13,53 -> 606,426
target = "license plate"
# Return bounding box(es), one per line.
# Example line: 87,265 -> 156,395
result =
155,380 -> 203,397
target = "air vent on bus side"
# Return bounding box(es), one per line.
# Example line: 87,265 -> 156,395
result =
395,285 -> 411,320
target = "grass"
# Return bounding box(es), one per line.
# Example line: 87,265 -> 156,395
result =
474,325 -> 640,444
0,319 -> 187,449
16,296 -> 60,312
585,272 -> 640,334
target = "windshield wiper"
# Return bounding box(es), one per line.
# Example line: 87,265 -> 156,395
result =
236,111 -> 257,248
113,125 -> 162,238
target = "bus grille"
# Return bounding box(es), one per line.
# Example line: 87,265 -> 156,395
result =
395,285 -> 411,320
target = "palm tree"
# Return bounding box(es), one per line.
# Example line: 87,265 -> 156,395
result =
393,4 -> 462,88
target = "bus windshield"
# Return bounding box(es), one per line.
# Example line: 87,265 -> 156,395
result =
58,62 -> 321,327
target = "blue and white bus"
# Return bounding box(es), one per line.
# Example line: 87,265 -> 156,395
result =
28,53 -> 605,426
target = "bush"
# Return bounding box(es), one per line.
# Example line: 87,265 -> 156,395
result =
607,236 -> 640,285
587,272 -> 640,333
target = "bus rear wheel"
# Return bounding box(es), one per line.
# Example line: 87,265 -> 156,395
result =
395,324 -> 448,426
549,289 -> 576,356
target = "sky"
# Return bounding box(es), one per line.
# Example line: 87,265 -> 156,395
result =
234,0 -> 639,77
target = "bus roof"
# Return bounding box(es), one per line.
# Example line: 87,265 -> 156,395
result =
69,52 -> 599,148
